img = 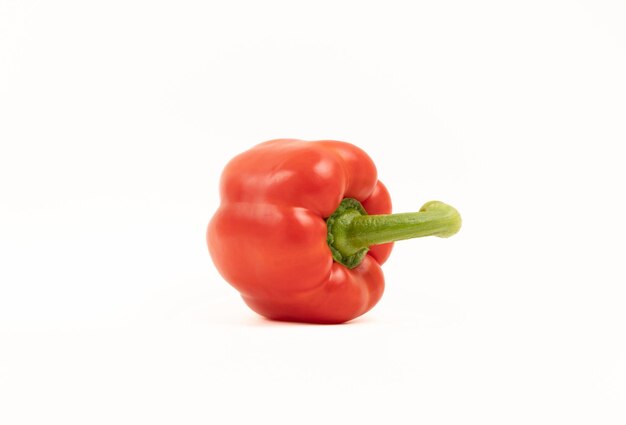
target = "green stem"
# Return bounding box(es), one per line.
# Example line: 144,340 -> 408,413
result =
326,198 -> 461,269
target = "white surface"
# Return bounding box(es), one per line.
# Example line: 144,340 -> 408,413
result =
1,1 -> 625,423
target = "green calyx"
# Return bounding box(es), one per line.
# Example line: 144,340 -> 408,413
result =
326,198 -> 371,269
326,198 -> 462,269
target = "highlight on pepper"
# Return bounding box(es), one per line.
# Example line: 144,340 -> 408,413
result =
207,139 -> 461,324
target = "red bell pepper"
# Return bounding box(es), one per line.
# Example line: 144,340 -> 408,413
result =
207,139 -> 461,324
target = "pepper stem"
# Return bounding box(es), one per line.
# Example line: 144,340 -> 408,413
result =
326,198 -> 461,269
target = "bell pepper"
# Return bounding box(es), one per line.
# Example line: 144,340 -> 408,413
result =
207,139 -> 461,324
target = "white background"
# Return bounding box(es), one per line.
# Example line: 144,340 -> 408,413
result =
1,1 -> 625,423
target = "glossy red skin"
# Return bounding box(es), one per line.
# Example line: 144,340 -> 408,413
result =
207,139 -> 393,324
